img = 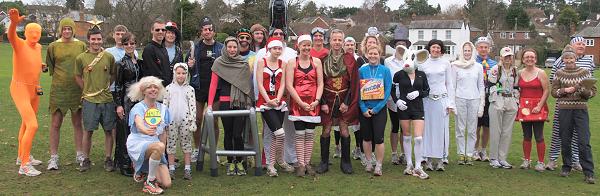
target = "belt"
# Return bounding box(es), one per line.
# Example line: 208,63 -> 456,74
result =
428,93 -> 447,101
499,92 -> 513,97
324,88 -> 348,94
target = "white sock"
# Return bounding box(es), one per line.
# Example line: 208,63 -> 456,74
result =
414,136 -> 423,169
403,136 -> 413,166
169,164 -> 175,171
185,165 -> 191,170
148,158 -> 160,182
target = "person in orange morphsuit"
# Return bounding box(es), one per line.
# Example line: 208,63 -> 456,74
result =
8,8 -> 44,176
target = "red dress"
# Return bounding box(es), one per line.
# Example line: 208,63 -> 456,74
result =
321,53 -> 359,126
517,71 -> 548,122
288,57 -> 321,123
256,58 -> 286,111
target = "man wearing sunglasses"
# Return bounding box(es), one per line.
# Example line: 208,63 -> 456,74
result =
253,27 -> 298,168
187,17 -> 224,164
142,18 -> 171,86
237,28 -> 256,62
310,27 -> 328,61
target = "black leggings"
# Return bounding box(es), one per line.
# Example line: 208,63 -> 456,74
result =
294,121 -> 317,130
388,109 -> 400,133
262,109 -> 284,131
521,121 -> 544,143
359,109 -> 387,144
220,102 -> 245,162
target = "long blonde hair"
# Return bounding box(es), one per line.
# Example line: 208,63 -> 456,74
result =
127,76 -> 165,102
360,35 -> 381,56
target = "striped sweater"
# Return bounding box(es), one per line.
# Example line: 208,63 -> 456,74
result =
551,66 -> 596,109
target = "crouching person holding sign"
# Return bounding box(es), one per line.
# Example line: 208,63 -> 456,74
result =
126,76 -> 172,194
358,45 -> 392,176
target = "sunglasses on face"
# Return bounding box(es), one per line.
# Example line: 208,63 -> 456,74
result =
273,32 -> 285,36
203,28 -> 214,32
154,29 -> 166,32
238,36 -> 250,40
124,42 -> 136,46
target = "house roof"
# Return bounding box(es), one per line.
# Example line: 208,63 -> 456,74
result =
413,40 -> 457,46
409,20 -> 464,29
574,26 -> 600,38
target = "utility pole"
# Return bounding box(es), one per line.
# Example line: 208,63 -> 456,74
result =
514,17 -> 517,53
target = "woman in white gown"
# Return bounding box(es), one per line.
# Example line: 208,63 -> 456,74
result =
419,39 -> 455,171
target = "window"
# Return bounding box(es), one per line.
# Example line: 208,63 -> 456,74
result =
444,46 -> 452,55
500,32 -> 506,39
432,30 -> 437,39
524,32 -> 529,39
509,32 -> 515,39
418,30 -> 424,40
586,39 -> 594,46
446,30 -> 451,40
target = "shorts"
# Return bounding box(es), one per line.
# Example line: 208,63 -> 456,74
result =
398,110 -> 425,120
477,94 -> 490,127
359,109 -> 387,144
82,100 -> 116,131
195,88 -> 209,103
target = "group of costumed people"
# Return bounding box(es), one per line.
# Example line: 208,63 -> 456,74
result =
7,6 -> 598,195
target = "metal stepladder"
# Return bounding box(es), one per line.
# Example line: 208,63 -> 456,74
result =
195,107 -> 262,176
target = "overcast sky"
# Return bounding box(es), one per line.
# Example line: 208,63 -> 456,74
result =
19,0 -> 467,10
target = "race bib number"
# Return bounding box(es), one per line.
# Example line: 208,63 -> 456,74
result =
144,108 -> 162,126
360,78 -> 384,100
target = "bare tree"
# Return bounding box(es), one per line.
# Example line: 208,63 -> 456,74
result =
33,0 -> 66,6
112,0 -> 174,44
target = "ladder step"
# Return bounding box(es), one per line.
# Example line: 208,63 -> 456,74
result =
215,150 -> 257,156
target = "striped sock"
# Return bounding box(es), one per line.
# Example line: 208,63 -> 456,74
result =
273,128 -> 285,165
304,129 -> 315,165
295,130 -> 306,166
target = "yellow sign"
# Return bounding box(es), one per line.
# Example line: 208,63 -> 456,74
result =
144,108 -> 162,126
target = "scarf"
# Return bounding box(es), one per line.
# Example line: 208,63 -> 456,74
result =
451,42 -> 476,69
211,37 -> 254,108
323,49 -> 347,77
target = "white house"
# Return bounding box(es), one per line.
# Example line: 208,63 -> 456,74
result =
408,20 -> 470,61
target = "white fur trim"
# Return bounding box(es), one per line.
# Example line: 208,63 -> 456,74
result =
295,130 -> 306,135
258,101 -> 288,112
288,115 -> 321,123
297,35 -> 312,44
305,129 -> 314,134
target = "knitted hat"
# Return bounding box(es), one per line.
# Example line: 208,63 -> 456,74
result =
562,45 -> 576,56
570,36 -> 585,45
237,28 -> 252,37
58,17 -> 75,32
250,23 -> 267,33
475,36 -> 492,46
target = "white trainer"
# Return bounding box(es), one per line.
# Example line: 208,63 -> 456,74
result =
47,155 -> 59,170
19,164 -> 42,176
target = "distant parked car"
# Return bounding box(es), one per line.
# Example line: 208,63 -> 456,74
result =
544,57 -> 556,68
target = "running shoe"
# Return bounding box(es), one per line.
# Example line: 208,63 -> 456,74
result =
458,154 -> 466,165
278,162 -> 295,172
143,180 -> 164,195
572,162 -> 583,172
489,159 -> 502,169
183,169 -> 192,180
134,172 -> 147,183
333,146 -> 341,158
226,163 -> 236,176
520,159 -> 531,169
425,159 -> 434,171
236,161 -> 247,176
391,152 -> 401,165
480,151 -> 490,162
472,150 -> 481,161
16,155 -> 42,166
371,153 -> 376,166
266,165 -> 278,177
412,167 -> 429,179
18,164 -> 41,176
559,169 -> 570,177
305,164 -> 316,176
76,153 -> 85,165
499,160 -> 513,169
534,161 -> 545,172
352,148 -> 361,160
436,160 -> 445,171
104,157 -> 114,172
47,155 -> 59,170
373,163 -> 382,176
191,149 -> 199,163
465,156 -> 474,166
585,176 -> 596,184
360,153 -> 368,166
79,158 -> 91,172
365,163 -> 373,173
442,158 -> 449,165
399,153 -> 407,165
545,160 -> 558,171
403,165 -> 414,175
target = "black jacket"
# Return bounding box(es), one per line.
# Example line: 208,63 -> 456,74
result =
142,40 -> 171,86
113,53 -> 141,120
391,70 -> 430,112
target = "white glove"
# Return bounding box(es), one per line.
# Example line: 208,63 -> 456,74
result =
478,95 -> 485,117
406,91 -> 419,100
396,100 -> 408,111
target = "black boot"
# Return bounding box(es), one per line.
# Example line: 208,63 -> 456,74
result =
317,136 -> 330,174
340,136 -> 353,174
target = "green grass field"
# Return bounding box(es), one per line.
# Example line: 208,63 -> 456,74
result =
0,43 -> 599,195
